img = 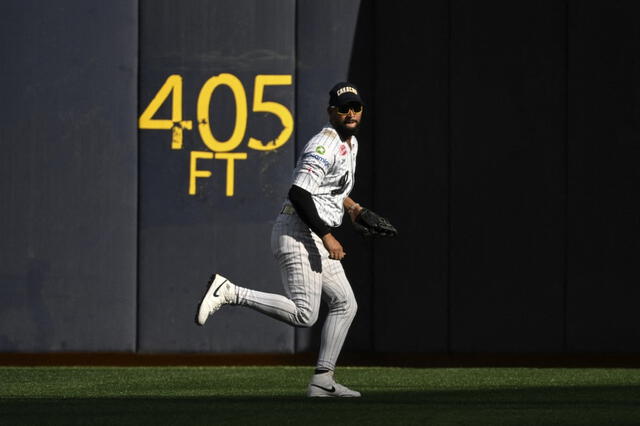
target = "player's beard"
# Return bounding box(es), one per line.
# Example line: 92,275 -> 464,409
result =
335,120 -> 360,139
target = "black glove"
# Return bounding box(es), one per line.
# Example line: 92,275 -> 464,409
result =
352,208 -> 398,238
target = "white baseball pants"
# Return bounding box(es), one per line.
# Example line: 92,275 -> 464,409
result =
235,212 -> 357,371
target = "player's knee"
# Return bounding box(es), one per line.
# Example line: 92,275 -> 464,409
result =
345,296 -> 357,319
329,293 -> 357,319
341,291 -> 357,320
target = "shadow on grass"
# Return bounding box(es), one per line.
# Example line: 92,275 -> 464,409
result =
1,385 -> 640,426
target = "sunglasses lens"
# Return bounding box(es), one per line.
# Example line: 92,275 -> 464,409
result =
336,104 -> 362,114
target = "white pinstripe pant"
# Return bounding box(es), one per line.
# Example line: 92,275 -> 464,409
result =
235,213 -> 357,371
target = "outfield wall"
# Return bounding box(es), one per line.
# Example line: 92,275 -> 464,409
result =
0,0 -> 138,351
1,0 -> 639,355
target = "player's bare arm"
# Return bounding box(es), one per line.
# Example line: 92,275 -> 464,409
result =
344,197 -> 364,223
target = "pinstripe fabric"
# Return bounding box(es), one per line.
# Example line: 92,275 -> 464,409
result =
232,123 -> 358,371
289,123 -> 358,227
235,213 -> 357,370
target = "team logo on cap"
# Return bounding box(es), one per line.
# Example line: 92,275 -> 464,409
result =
336,86 -> 358,96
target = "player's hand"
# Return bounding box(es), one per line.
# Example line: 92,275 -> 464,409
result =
321,233 -> 345,260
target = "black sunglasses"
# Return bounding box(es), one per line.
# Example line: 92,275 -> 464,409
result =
335,103 -> 363,114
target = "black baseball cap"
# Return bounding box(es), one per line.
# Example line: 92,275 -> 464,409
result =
328,82 -> 364,107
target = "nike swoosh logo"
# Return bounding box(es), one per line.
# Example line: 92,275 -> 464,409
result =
213,279 -> 228,297
310,384 -> 336,393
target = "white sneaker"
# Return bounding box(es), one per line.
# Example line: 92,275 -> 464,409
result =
195,274 -> 236,326
307,371 -> 361,397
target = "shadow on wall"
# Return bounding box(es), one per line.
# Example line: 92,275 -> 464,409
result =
298,0 -> 377,356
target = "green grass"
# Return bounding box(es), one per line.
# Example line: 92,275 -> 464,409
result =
1,366 -> 640,425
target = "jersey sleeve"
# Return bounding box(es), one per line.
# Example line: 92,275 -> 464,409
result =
291,135 -> 335,193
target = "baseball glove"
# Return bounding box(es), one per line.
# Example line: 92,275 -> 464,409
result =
352,208 -> 398,238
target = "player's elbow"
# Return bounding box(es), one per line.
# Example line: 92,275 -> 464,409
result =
288,185 -> 311,206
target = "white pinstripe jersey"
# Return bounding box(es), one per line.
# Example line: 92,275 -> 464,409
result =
289,123 -> 358,227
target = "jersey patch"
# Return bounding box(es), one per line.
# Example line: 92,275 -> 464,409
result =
315,146 -> 326,155
339,144 -> 348,156
304,152 -> 331,169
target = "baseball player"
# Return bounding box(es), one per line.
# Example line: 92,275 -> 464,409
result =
196,82 -> 397,397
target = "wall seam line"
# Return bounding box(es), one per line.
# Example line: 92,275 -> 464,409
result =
293,0 -> 299,356
446,0 -> 453,357
135,0 -> 142,354
563,0 -> 570,353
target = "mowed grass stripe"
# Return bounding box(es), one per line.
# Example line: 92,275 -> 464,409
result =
1,367 -> 640,425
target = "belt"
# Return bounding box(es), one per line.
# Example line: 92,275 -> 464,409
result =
280,204 -> 296,215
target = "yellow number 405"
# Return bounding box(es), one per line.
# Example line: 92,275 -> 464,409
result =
139,74 -> 293,152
